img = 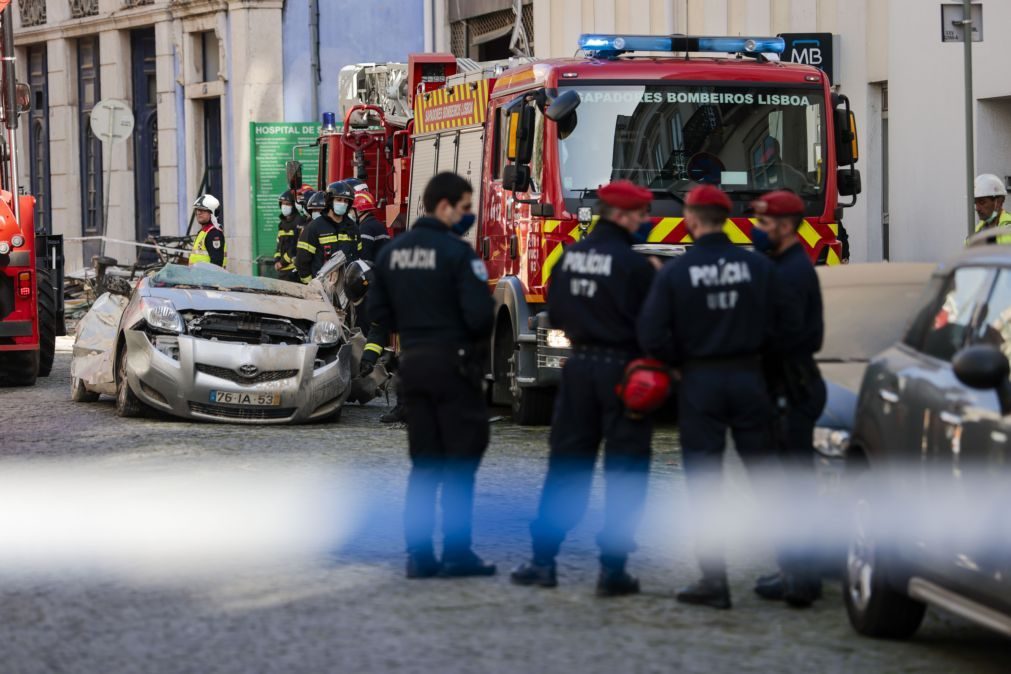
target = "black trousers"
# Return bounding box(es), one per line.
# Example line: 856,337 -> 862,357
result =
678,364 -> 779,579
778,374 -> 827,573
530,354 -> 653,567
398,346 -> 489,559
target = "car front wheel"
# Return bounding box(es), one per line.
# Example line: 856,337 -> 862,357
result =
115,345 -> 146,418
843,481 -> 926,639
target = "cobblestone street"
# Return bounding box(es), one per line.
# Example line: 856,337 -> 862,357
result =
0,349 -> 1007,673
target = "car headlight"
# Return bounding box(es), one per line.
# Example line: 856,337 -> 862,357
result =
546,329 -> 572,349
141,297 -> 184,333
310,320 -> 342,346
813,427 -> 850,458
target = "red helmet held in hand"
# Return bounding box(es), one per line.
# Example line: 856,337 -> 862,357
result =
615,358 -> 672,417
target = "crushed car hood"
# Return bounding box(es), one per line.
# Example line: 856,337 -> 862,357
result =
141,264 -> 333,321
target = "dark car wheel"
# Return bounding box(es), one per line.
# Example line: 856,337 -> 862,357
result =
843,478 -> 927,639
71,375 -> 100,403
115,344 -> 147,418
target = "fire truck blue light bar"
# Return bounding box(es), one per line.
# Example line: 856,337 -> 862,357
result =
578,34 -> 786,56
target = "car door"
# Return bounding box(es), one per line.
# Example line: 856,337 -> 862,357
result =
895,265 -> 999,588
956,268 -> 1011,609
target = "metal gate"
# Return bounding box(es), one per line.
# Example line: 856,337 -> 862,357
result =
131,28 -> 159,247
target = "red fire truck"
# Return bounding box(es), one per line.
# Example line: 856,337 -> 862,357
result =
0,1 -> 64,386
311,34 -> 861,424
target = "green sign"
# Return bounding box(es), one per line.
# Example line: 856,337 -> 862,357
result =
249,122 -> 328,264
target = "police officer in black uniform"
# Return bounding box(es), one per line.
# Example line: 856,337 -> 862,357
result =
638,185 -> 801,610
275,189 -> 308,282
295,181 -> 357,283
368,172 -> 496,579
511,180 -> 657,596
750,190 -> 826,606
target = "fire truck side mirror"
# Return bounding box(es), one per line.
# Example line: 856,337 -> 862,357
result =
15,83 -> 30,115
286,160 -> 304,190
837,168 -> 862,197
834,108 -> 859,166
502,164 -> 531,193
545,90 -> 580,123
506,104 -> 535,165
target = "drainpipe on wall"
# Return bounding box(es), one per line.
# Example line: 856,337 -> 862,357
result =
423,0 -> 434,52
309,0 -> 320,118
174,42 -> 187,236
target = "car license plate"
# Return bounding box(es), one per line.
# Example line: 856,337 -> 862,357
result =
209,391 -> 281,406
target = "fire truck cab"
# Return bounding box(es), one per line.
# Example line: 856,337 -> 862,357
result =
312,34 -> 861,424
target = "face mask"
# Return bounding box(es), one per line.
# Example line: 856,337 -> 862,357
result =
632,221 -> 652,244
280,205 -> 293,217
751,227 -> 774,254
333,201 -> 349,216
451,213 -> 476,236
985,209 -> 1000,224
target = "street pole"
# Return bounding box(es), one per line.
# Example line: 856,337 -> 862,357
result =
962,0 -> 975,236
100,111 -> 115,258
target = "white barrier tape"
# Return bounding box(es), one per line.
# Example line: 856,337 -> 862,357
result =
62,235 -> 255,265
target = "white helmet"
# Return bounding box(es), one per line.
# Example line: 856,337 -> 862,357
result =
974,174 -> 1006,199
193,194 -> 221,213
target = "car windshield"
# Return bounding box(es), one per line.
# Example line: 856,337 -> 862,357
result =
819,272 -> 935,361
558,83 -> 826,215
150,264 -> 319,300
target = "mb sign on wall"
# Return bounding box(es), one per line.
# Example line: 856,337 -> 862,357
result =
779,33 -> 837,84
249,123 -> 325,264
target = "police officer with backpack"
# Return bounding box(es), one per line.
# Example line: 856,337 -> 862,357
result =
367,172 -> 496,579
511,180 -> 658,596
638,185 -> 802,610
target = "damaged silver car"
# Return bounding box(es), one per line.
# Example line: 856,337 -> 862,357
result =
71,261 -> 384,424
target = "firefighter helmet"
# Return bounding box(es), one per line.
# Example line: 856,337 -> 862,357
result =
615,358 -> 672,417
278,189 -> 296,205
324,181 -> 354,204
193,194 -> 220,213
344,259 -> 373,306
353,191 -> 376,214
307,190 -> 327,213
343,178 -> 368,193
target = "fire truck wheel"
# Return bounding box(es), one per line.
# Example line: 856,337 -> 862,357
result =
37,268 -> 57,377
0,350 -> 39,387
511,385 -> 555,426
71,376 -> 100,403
115,343 -> 146,418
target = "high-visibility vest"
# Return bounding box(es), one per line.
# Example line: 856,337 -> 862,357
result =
973,210 -> 1011,245
190,225 -> 228,267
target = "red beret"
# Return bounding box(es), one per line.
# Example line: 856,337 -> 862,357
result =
685,185 -> 732,211
598,180 -> 653,210
751,190 -> 804,217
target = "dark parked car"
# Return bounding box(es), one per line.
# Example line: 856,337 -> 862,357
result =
846,245 -> 1011,639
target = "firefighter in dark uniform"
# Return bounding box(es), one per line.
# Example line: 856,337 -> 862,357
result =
367,172 -> 496,579
750,190 -> 826,606
295,181 -> 356,283
354,190 -> 391,263
274,189 -> 307,282
638,185 -> 802,610
511,181 -> 657,596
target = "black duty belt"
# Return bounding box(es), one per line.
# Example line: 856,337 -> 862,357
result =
571,344 -> 639,363
683,354 -> 762,370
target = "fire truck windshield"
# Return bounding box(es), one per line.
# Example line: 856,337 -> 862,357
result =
558,84 -> 826,215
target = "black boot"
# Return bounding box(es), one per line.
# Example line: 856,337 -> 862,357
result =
596,567 -> 640,597
406,550 -> 441,579
781,573 -> 821,608
676,576 -> 732,609
755,572 -> 823,602
439,550 -> 497,578
380,403 -> 405,423
510,560 -> 558,588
